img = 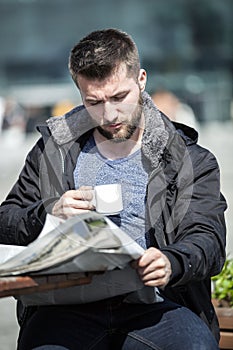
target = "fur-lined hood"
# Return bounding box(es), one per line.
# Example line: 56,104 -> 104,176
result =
46,91 -> 170,168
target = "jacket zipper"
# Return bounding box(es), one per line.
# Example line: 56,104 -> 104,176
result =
58,146 -> 65,174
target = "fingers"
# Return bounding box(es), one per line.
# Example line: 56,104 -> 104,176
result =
52,187 -> 95,219
132,248 -> 172,288
72,187 -> 94,202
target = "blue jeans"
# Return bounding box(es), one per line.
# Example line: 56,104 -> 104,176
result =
18,295 -> 219,350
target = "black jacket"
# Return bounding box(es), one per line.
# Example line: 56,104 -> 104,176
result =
0,92 -> 227,340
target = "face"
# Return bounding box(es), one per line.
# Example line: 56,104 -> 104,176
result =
77,64 -> 147,142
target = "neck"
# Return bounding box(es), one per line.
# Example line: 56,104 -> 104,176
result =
93,126 -> 144,160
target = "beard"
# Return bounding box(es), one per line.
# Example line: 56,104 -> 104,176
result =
96,93 -> 143,143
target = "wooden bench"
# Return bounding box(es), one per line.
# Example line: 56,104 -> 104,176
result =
0,273 -> 93,298
215,307 -> 233,350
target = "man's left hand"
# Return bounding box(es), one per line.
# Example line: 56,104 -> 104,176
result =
131,247 -> 172,288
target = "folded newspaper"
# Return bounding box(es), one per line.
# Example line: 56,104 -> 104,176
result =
0,212 -> 144,276
0,213 -> 160,305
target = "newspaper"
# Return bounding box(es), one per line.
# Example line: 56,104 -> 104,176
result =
0,212 -> 144,276
0,213 -> 161,305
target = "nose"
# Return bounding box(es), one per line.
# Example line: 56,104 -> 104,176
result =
103,101 -> 118,123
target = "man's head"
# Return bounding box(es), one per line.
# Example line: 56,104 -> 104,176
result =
69,29 -> 147,143
69,28 -> 140,84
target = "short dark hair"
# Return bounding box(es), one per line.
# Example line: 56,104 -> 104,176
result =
69,28 -> 140,85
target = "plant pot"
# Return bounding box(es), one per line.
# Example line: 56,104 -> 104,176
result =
213,300 -> 233,349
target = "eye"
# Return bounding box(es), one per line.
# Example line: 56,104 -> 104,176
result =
112,94 -> 127,103
87,100 -> 102,106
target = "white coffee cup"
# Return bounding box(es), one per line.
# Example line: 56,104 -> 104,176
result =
93,184 -> 123,215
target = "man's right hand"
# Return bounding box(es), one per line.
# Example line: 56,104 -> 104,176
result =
52,186 -> 94,219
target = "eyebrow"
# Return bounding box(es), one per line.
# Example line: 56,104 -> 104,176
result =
85,90 -> 130,103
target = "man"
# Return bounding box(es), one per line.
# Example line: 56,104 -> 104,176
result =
0,29 -> 227,349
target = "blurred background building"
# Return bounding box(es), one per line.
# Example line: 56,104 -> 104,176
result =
0,0 -> 232,125
0,1 -> 232,348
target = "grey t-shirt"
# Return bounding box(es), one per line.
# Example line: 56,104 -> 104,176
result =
73,135 -> 149,249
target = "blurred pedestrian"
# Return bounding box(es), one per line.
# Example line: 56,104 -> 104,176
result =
51,99 -> 75,117
152,89 -> 198,129
1,97 -> 25,132
0,97 -> 5,133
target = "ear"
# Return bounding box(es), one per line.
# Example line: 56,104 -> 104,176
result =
138,69 -> 147,91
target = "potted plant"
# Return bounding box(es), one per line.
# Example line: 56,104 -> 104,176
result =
212,258 -> 233,349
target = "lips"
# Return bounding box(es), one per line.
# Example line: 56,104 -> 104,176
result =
108,123 -> 122,129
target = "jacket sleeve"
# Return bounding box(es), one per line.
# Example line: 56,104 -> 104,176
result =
161,145 -> 227,286
0,138 -> 56,246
